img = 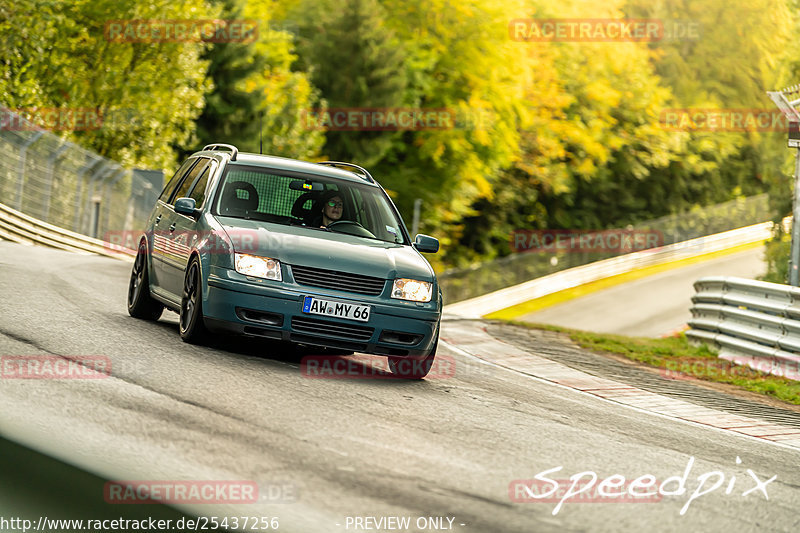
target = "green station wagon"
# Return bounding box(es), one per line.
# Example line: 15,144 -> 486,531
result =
127,144 -> 442,378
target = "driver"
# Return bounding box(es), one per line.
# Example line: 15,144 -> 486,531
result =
317,190 -> 344,227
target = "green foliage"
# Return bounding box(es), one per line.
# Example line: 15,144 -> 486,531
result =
377,0 -> 528,233
761,228 -> 791,284
192,0 -> 325,159
0,0 -> 214,170
292,0 -> 408,166
446,0 -> 800,267
3,0 -> 800,273
286,0 -> 530,271
506,320 -> 800,405
192,0 -> 269,154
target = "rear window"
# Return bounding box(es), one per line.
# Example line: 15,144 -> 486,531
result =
224,167 -> 314,217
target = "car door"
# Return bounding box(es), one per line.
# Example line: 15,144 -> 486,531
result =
159,158 -> 215,299
149,157 -> 200,292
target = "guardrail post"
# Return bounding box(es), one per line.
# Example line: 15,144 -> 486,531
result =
767,87 -> 800,285
72,157 -> 103,232
14,132 -> 43,211
101,168 -> 128,238
82,164 -> 113,235
411,198 -> 422,236
41,143 -> 70,223
791,150 -> 800,285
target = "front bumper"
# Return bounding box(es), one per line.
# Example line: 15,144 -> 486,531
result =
203,268 -> 440,357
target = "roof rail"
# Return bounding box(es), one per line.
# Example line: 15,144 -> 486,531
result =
202,143 -> 238,161
317,161 -> 375,183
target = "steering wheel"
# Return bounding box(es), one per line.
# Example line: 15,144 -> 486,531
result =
326,220 -> 376,238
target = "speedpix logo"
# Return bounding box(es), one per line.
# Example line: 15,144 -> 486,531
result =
510,456 -> 776,516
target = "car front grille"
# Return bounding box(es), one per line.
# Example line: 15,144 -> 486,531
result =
291,316 -> 375,342
290,264 -> 386,296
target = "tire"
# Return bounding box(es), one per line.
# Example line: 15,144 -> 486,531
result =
179,256 -> 209,344
388,332 -> 438,379
127,241 -> 164,321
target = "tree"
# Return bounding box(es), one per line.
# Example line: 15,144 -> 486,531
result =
292,0 -> 409,166
191,0 -> 325,159
362,0 -> 530,260
0,0 -> 215,170
449,0 -> 800,267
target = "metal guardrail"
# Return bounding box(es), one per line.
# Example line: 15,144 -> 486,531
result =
688,276 -> 800,381
0,106 -> 162,242
445,221 -> 774,319
0,201 -> 135,260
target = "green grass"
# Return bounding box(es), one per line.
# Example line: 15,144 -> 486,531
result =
501,320 -> 800,406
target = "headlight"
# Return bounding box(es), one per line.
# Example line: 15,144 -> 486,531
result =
391,278 -> 432,302
234,253 -> 282,281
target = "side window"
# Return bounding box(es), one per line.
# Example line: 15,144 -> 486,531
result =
187,161 -> 218,208
158,158 -> 197,203
170,158 -> 210,205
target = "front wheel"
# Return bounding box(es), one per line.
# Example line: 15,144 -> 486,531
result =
180,257 -> 209,344
127,242 -> 164,321
388,333 -> 438,379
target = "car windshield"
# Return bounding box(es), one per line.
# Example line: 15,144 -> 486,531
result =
212,164 -> 408,245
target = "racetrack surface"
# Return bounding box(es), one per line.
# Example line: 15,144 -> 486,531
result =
0,241 -> 798,532
518,247 -> 766,337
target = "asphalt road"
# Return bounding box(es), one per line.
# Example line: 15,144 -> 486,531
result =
519,246 -> 767,337
0,241 -> 798,533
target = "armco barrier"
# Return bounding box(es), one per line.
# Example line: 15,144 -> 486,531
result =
0,106 -> 162,241
0,201 -> 135,260
687,276 -> 800,381
444,221 -> 774,319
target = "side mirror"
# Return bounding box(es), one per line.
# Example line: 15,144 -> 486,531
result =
174,197 -> 199,218
413,234 -> 439,253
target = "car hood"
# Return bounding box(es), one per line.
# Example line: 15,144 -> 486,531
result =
216,217 -> 435,281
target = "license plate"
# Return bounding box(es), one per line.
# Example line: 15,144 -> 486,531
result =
302,296 -> 371,322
